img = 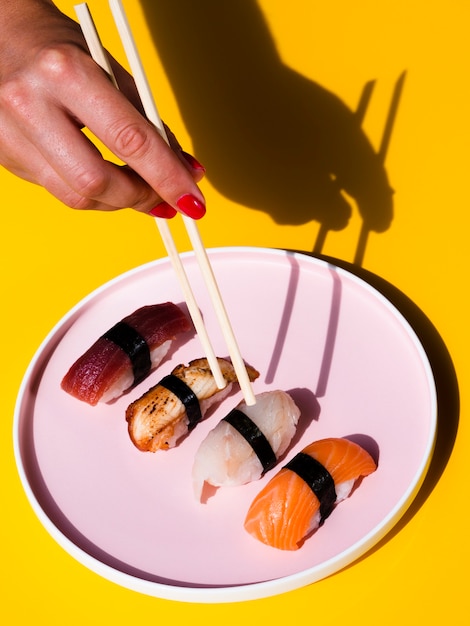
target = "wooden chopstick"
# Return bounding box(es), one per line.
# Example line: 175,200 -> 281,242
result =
74,2 -> 256,406
73,3 -> 223,386
74,3 -> 118,88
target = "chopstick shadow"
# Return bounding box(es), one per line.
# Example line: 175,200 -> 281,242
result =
140,0 -> 397,257
264,253 -> 300,385
310,253 -> 460,550
265,251 -> 342,406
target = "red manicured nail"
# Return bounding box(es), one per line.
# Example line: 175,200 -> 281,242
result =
182,151 -> 206,173
149,202 -> 177,219
176,194 -> 206,219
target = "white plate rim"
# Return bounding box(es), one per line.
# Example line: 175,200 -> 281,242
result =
12,246 -> 438,603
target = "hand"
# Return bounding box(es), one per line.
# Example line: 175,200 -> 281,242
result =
0,0 -> 206,218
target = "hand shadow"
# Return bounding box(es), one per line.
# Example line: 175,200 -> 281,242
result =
141,0 -> 398,245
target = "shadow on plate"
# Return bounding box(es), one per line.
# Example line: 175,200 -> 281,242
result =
304,252 -> 460,547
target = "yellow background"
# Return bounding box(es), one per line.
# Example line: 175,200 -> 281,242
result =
2,0 -> 468,623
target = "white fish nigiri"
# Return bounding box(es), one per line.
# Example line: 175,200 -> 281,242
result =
192,390 -> 301,501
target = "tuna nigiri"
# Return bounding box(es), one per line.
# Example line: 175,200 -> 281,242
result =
244,437 -> 377,550
192,390 -> 301,501
126,357 -> 260,452
61,303 -> 191,406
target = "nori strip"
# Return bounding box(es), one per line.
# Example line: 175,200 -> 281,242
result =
158,374 -> 202,429
223,409 -> 277,473
101,321 -> 151,385
284,452 -> 337,523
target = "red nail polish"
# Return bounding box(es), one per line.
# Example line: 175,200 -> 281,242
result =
176,194 -> 206,219
149,202 -> 177,219
182,151 -> 206,173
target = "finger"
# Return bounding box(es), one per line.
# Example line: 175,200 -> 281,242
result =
1,44 -> 205,217
0,108 -> 156,212
108,68 -> 207,183
42,46 -> 206,216
2,78 -> 163,211
0,100 -> 199,215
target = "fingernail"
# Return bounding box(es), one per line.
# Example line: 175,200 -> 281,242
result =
182,151 -> 206,173
149,202 -> 178,219
176,194 -> 206,219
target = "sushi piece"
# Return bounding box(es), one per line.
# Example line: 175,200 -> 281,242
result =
61,303 -> 191,406
126,357 -> 260,452
244,437 -> 377,550
192,390 -> 301,500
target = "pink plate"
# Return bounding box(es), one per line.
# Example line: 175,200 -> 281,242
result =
13,247 -> 437,603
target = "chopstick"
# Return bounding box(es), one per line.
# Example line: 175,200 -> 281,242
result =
74,1 -> 256,406
74,4 -> 223,383
74,3 -> 118,89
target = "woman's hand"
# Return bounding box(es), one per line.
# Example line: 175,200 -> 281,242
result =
0,0 -> 206,218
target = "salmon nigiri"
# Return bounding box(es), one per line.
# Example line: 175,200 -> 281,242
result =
244,437 -> 377,550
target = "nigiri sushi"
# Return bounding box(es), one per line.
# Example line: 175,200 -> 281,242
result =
61,302 -> 191,406
244,437 -> 377,550
192,390 -> 301,500
126,357 -> 260,452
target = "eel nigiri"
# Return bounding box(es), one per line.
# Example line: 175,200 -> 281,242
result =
244,437 -> 377,550
126,357 -> 260,452
192,390 -> 301,500
61,303 -> 191,406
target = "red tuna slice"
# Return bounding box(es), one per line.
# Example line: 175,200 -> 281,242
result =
61,303 -> 191,406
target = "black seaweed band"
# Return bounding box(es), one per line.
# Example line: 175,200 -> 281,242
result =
284,452 -> 337,523
158,374 -> 202,429
102,321 -> 151,385
223,409 -> 277,473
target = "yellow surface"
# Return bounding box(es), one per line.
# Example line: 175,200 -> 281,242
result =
2,0 -> 468,622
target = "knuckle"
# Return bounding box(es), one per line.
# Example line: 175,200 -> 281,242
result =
60,185 -> 99,210
40,170 -> 97,211
110,120 -> 152,161
34,44 -> 82,84
72,166 -> 110,199
0,78 -> 31,116
0,44 -> 84,116
66,195 -> 97,211
132,189 -> 160,213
